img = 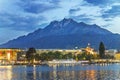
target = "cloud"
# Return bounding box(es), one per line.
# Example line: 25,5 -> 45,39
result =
18,0 -> 60,14
68,4 -> 103,25
69,8 -> 81,14
0,0 -> 62,32
84,0 -> 108,5
102,5 -> 120,18
68,0 -> 120,31
105,16 -> 120,34
70,15 -> 95,23
84,0 -> 120,6
0,12 -> 46,31
0,28 -> 28,44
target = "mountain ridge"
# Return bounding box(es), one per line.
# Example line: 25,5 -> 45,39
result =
0,18 -> 120,49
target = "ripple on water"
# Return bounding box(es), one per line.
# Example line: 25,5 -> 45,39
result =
0,64 -> 120,80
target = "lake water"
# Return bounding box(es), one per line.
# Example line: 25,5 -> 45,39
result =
0,64 -> 120,80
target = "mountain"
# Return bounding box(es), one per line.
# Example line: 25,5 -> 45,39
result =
1,18 -> 120,49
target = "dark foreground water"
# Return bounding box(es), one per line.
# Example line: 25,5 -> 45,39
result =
0,64 -> 120,80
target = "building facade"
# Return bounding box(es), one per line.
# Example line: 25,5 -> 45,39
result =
0,49 -> 21,64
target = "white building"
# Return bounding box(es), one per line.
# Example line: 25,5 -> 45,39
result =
105,49 -> 118,56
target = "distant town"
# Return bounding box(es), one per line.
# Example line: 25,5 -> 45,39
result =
0,42 -> 120,65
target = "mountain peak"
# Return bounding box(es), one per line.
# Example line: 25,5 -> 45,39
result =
79,22 -> 88,26
50,20 -> 59,25
50,18 -> 74,24
61,18 -> 77,23
45,18 -> 112,35
46,18 -> 77,29
62,18 -> 73,22
60,18 -> 76,26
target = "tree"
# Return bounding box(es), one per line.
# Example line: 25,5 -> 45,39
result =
39,52 -> 48,61
99,42 -> 105,59
54,51 -> 63,59
26,47 -> 36,63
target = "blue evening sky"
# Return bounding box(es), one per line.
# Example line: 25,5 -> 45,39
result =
0,0 -> 120,44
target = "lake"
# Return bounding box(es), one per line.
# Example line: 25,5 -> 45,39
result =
0,64 -> 120,80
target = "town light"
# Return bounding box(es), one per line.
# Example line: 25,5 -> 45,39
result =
7,53 -> 10,60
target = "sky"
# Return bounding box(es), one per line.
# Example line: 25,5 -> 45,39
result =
0,0 -> 120,44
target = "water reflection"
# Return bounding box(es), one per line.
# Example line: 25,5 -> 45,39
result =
0,66 -> 12,80
0,64 -> 120,80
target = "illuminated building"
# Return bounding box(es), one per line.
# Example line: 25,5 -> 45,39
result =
85,43 -> 96,54
0,49 -> 22,63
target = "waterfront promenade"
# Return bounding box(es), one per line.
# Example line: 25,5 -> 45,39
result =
1,59 -> 120,65
43,59 -> 120,65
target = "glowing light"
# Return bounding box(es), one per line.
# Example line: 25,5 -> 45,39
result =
7,52 -> 10,60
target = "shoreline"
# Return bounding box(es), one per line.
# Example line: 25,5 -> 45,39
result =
0,61 -> 120,66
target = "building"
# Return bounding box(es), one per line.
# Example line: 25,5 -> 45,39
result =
105,49 -> 118,56
36,49 -> 81,55
0,48 -> 22,64
84,43 -> 96,54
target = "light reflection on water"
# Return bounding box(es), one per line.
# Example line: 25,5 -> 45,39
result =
0,64 -> 120,80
